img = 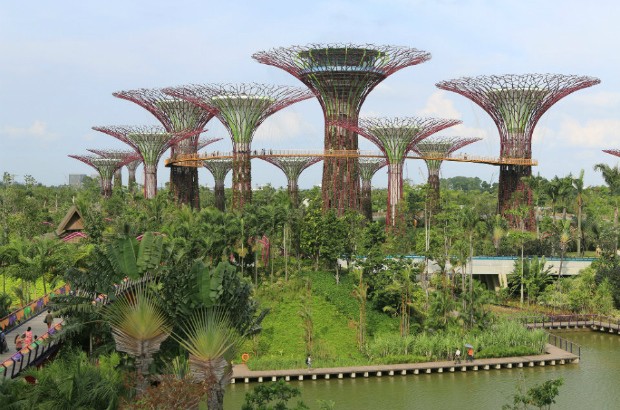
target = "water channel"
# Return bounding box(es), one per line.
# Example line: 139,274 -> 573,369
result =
224,330 -> 620,409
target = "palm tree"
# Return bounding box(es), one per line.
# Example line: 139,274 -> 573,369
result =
173,309 -> 243,410
572,170 -> 585,255
105,285 -> 171,394
593,163 -> 620,254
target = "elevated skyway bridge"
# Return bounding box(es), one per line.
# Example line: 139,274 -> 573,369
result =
165,150 -> 538,168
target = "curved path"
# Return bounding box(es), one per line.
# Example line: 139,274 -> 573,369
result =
1,310 -> 61,362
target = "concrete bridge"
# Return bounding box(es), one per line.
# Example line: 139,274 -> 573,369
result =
405,256 -> 596,290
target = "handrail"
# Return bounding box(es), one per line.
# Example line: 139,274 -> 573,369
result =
1,322 -> 63,379
0,284 -> 70,334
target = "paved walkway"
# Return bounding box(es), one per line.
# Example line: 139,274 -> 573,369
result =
1,311 -> 61,363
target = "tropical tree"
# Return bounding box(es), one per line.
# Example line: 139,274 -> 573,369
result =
105,285 -> 171,394
593,163 -> 620,254
173,309 -> 244,410
572,170 -> 585,255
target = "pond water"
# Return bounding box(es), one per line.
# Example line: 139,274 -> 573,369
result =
224,330 -> 620,409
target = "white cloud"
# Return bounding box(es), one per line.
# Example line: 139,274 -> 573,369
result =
416,91 -> 462,119
1,120 -> 57,141
254,111 -> 314,143
570,91 -> 620,107
540,118 -> 620,148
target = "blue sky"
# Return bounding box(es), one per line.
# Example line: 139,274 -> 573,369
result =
1,0 -> 619,189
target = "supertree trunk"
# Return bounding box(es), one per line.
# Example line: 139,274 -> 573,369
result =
427,172 -> 441,212
288,179 -> 299,208
170,165 -> 200,209
143,164 -> 158,199
322,111 -> 360,213
113,169 -> 122,190
214,181 -> 226,212
101,178 -> 113,198
127,161 -> 139,193
387,161 -> 404,227
499,164 -> 535,229
361,179 -> 373,221
232,142 -> 252,209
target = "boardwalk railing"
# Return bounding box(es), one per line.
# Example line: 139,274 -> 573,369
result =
0,284 -> 70,334
547,333 -> 581,358
1,322 -> 63,379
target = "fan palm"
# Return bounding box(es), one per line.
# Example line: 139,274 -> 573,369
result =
173,309 -> 243,410
105,285 -> 170,394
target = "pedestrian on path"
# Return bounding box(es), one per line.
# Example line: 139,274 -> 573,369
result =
466,346 -> 474,362
14,333 -> 23,351
454,348 -> 461,364
24,327 -> 33,346
305,354 -> 312,370
44,309 -> 54,329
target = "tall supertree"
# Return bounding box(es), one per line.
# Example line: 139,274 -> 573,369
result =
87,149 -> 140,190
436,74 -> 600,229
203,159 -> 233,212
412,136 -> 481,211
113,88 -> 216,208
253,44 -> 431,214
68,155 -> 129,198
164,83 -> 313,210
257,156 -> 322,208
125,158 -> 142,193
336,117 -> 460,228
92,125 -> 196,199
358,158 -> 387,221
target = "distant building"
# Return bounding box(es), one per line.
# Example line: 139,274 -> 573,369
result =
69,174 -> 87,188
55,205 -> 86,243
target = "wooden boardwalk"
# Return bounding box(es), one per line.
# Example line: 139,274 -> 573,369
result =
231,344 -> 578,384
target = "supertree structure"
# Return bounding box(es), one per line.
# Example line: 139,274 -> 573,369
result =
412,136 -> 481,211
92,125 -> 197,199
203,159 -> 233,212
603,149 -> 620,158
436,74 -> 600,229
257,156 -> 322,208
113,88 -> 215,208
358,158 -> 387,221
68,155 -> 129,198
87,149 -> 140,190
164,83 -> 313,210
253,44 -> 431,214
336,117 -> 461,228
197,137 -> 222,152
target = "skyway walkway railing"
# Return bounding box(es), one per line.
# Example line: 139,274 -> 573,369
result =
0,284 -> 70,334
2,322 -> 63,379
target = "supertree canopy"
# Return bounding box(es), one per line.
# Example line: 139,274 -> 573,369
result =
203,159 -> 233,212
436,74 -> 600,228
164,83 -> 313,210
412,136 -> 481,211
257,156 -> 322,208
603,149 -> 620,158
358,158 -> 387,221
253,44 -> 431,214
68,155 -> 129,198
336,117 -> 460,228
113,88 -> 215,208
87,148 -> 140,190
92,125 -> 196,199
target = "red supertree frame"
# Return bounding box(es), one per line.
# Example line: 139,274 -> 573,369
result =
257,156 -> 322,208
113,88 -> 216,209
93,125 -> 198,199
411,136 -> 481,211
164,83 -> 313,210
253,44 -> 431,215
335,117 -> 460,228
358,158 -> 387,221
87,149 -> 140,190
603,149 -> 620,158
68,155 -> 132,198
437,74 -> 600,229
